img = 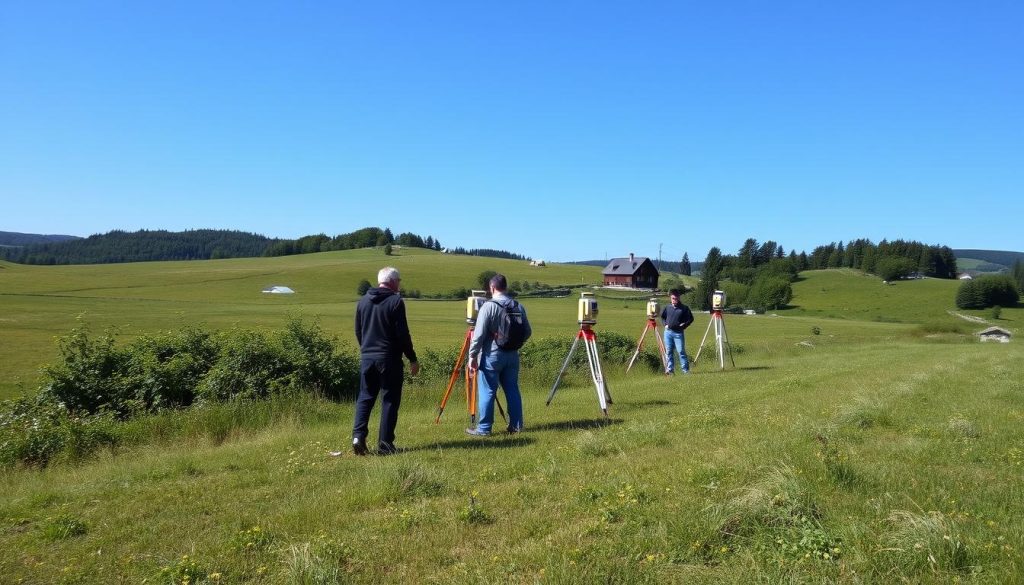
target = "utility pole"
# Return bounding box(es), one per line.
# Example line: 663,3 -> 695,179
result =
658,243 -> 663,272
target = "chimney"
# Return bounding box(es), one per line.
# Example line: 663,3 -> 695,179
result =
629,252 -> 635,263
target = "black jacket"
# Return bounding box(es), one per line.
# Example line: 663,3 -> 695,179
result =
354,287 -> 417,362
661,302 -> 694,333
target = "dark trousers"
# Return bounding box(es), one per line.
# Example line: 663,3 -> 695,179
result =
352,357 -> 404,448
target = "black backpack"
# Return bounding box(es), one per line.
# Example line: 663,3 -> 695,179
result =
490,298 -> 527,351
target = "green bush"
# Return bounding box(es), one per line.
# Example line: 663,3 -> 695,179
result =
279,318 -> 359,400
40,323 -> 135,417
0,396 -> 120,468
122,327 -> 220,410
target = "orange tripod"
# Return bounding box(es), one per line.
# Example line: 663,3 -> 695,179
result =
435,326 -> 504,425
626,318 -> 668,372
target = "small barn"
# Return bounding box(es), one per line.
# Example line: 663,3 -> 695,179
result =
262,285 -> 295,294
977,326 -> 1011,343
602,253 -> 659,289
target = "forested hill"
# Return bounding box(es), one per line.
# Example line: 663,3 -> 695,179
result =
0,231 -> 80,247
953,249 -> 1024,267
0,229 -> 275,265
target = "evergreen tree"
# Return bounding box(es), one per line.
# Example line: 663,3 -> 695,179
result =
681,252 -> 692,276
695,247 -> 723,311
1013,259 -> 1024,292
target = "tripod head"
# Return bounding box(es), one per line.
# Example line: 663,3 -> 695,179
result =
577,292 -> 598,325
711,290 -> 726,311
645,297 -> 659,319
465,290 -> 488,324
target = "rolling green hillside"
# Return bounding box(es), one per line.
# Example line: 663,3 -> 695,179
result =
2,256 -> 1023,582
3,255 -> 1017,401
0,249 -> 600,399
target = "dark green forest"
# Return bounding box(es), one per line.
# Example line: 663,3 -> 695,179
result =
0,229 -> 274,264
0,227 -> 521,265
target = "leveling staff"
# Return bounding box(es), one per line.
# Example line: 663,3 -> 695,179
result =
661,289 -> 694,375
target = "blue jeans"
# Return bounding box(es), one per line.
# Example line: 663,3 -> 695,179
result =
663,329 -> 689,374
476,350 -> 524,433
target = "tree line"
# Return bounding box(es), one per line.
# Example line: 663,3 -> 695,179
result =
684,237 -> 960,312
0,229 -> 274,265
2,225 -> 534,265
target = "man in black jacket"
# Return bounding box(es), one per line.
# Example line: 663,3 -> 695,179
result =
350,266 -> 419,455
660,288 -> 694,375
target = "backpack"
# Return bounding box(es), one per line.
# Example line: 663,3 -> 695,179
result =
490,298 -> 527,351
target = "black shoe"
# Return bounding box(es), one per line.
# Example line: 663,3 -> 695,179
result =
352,437 -> 369,456
378,442 -> 399,455
506,426 -> 522,434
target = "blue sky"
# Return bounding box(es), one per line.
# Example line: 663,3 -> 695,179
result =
2,1 -> 1021,263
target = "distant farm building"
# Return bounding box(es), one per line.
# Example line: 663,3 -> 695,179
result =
530,259 -> 546,267
958,273 -> 974,280
262,285 -> 295,294
977,326 -> 1011,343
602,253 -> 659,289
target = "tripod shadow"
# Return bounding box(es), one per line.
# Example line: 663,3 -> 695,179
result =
620,399 -> 675,408
737,366 -> 772,371
529,418 -> 624,432
402,435 -> 538,453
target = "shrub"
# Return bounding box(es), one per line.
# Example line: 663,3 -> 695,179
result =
279,318 -> 359,400
39,322 -> 135,417
121,327 -> 220,410
198,328 -> 291,401
0,396 -> 120,468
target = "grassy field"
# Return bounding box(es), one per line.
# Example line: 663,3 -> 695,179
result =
2,254 -> 1023,583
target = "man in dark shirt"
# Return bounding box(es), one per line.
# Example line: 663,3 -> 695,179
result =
350,266 -> 419,455
660,288 -> 694,375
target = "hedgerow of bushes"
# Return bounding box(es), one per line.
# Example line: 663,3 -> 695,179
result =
1,318 -> 358,469
1,320 -> 657,469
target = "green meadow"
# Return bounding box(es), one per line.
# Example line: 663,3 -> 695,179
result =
1,250 -> 1022,583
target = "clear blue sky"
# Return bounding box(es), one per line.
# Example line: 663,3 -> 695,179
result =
2,1 -> 1021,263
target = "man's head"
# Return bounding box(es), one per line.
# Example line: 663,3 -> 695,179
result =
669,288 -> 681,305
489,273 -> 508,294
378,266 -> 401,291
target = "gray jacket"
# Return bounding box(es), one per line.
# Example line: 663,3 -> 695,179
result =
469,293 -> 532,360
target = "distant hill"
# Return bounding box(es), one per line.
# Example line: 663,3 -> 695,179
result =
0,231 -> 81,247
1,229 -> 276,265
953,249 -> 1024,271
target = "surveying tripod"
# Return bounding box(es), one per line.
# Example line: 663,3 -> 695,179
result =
547,324 -> 613,417
435,325 -> 504,425
626,317 -> 668,373
693,309 -> 736,370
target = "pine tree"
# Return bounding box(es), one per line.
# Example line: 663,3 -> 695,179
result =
681,252 -> 692,276
695,247 -> 723,311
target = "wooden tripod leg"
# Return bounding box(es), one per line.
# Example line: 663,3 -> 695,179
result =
435,329 -> 471,423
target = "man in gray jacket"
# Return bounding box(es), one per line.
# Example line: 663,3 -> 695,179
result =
465,273 -> 532,436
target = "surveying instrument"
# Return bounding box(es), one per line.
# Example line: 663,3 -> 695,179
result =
693,290 -> 736,370
435,291 -> 505,424
547,292 -> 613,416
626,297 -> 668,373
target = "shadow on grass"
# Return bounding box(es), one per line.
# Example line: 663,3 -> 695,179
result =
412,436 -> 538,452
622,399 -> 676,407
528,418 -> 624,432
